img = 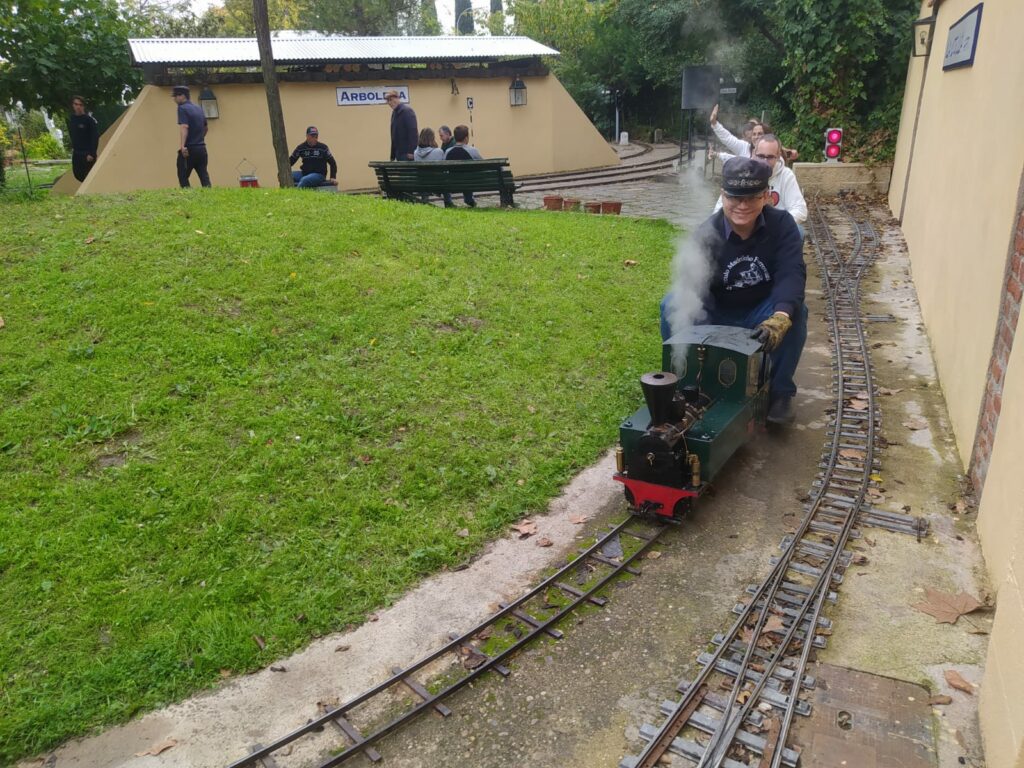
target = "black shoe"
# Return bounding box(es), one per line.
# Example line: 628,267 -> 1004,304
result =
767,396 -> 796,425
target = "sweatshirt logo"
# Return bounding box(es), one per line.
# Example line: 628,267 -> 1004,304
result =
723,255 -> 770,290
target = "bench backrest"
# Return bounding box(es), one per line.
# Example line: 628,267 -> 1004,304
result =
369,160 -> 514,194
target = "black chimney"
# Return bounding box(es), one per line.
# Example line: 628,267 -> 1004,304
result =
640,371 -> 679,427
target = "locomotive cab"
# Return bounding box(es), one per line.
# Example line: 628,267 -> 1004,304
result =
614,325 -> 771,521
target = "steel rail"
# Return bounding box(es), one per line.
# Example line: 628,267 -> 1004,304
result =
227,516 -> 664,768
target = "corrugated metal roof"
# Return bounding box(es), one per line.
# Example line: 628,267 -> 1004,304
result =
128,36 -> 559,66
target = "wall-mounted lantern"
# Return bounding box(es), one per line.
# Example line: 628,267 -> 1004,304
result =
912,16 -> 935,57
199,86 -> 220,119
509,76 -> 527,107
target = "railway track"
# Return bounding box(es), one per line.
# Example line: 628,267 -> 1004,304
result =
226,515 -> 665,768
620,197 -> 927,768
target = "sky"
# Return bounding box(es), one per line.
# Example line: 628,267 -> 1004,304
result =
187,0 -> 475,34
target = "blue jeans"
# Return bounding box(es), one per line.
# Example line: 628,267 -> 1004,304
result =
659,295 -> 808,400
293,171 -> 326,188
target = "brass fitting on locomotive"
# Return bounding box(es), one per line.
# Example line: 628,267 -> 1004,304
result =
615,445 -> 624,473
688,453 -> 702,487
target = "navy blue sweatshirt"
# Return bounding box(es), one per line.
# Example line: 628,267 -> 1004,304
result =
697,206 -> 806,318
69,113 -> 99,156
389,103 -> 418,161
289,141 -> 338,178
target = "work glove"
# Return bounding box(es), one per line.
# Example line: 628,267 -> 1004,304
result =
751,311 -> 792,352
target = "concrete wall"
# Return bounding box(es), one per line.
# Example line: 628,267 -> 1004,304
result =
888,2 -> 1024,766
793,162 -> 891,196
74,74 -> 616,195
888,0 -> 1024,468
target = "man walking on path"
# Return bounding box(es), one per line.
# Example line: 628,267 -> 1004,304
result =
387,90 -> 417,162
289,126 -> 338,188
172,86 -> 211,188
68,96 -> 99,182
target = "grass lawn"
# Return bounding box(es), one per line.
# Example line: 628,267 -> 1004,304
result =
2,161 -> 69,192
0,188 -> 676,761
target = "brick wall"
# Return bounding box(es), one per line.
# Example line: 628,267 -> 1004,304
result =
971,207 -> 1024,490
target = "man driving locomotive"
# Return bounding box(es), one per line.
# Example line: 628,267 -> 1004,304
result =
660,156 -> 807,425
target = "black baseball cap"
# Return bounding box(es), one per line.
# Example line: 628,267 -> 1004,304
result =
172,85 -> 190,97
306,126 -> 319,135
721,156 -> 770,197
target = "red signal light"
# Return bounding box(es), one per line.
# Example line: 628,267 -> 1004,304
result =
824,127 -> 843,162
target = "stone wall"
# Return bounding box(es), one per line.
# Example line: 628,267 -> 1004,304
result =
793,162 -> 892,196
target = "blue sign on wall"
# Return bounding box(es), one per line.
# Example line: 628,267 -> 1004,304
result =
943,3 -> 983,71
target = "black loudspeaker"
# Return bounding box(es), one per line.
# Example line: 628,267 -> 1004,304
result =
681,65 -> 721,110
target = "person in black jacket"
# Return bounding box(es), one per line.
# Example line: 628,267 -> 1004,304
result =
386,90 -> 417,161
289,126 -> 338,188
660,157 -> 807,424
68,96 -> 99,182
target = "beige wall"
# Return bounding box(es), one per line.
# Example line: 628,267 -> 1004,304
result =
889,0 -> 1024,468
75,74 -> 616,195
890,2 -> 1024,767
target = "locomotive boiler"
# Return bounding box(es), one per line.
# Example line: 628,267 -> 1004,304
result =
614,325 -> 771,521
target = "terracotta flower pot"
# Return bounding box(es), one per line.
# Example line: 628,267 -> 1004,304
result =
601,201 -> 623,215
542,195 -> 563,211
583,201 -> 602,213
562,198 -> 581,212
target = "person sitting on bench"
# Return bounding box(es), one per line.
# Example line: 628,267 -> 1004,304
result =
289,126 -> 338,189
443,125 -> 483,208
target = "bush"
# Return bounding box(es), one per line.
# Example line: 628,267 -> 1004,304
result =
24,133 -> 67,160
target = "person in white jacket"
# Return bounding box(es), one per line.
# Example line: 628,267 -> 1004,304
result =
714,135 -> 808,236
708,103 -> 799,164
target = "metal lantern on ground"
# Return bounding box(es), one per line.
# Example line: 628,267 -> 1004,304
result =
824,128 -> 843,162
200,87 -> 219,119
509,76 -> 527,107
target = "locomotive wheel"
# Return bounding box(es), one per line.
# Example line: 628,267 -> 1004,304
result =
623,487 -> 636,508
672,498 -> 692,521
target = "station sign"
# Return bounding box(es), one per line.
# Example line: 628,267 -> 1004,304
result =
336,86 -> 410,106
943,3 -> 982,71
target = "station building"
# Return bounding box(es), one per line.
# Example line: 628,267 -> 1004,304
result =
57,35 -> 617,195
890,1 -> 1024,764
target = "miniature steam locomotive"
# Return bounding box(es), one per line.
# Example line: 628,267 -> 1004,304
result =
614,325 -> 771,521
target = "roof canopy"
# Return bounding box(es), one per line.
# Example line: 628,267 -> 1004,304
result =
128,36 -> 560,67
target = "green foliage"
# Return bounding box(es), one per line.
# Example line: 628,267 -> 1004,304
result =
0,188 -> 675,761
24,133 -> 67,160
416,0 -> 441,35
0,0 -> 142,116
123,0 -> 230,37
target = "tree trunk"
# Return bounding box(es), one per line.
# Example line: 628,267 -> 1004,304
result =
253,0 -> 292,187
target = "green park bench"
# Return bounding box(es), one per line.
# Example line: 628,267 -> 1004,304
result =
368,159 -> 517,207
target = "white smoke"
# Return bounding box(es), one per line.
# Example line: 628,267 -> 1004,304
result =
664,224 -> 715,371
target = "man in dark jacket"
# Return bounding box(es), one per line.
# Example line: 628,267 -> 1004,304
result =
68,95 -> 99,182
386,90 -> 417,161
289,126 -> 338,188
660,156 -> 807,424
172,85 -> 211,188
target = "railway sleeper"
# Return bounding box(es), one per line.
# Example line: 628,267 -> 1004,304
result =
390,667 -> 453,718
675,682 -> 810,723
769,557 -> 845,584
696,652 -> 816,690
624,727 -> 750,768
747,582 -> 838,604
731,600 -> 833,632
497,603 -> 564,640
653,707 -> 802,767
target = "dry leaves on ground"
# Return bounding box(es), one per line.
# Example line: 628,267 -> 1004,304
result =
623,259 -> 638,267
455,528 -> 469,538
944,669 -> 975,695
646,550 -> 662,560
0,316 -> 5,330
839,448 -> 865,460
913,587 -> 983,624
536,537 -> 553,548
252,634 -> 266,650
929,694 -> 953,705
903,417 -> 928,430
134,739 -> 178,757
568,514 -> 588,525
878,387 -> 902,395
512,519 -> 537,538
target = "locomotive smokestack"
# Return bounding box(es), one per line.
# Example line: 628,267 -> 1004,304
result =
640,371 -> 679,427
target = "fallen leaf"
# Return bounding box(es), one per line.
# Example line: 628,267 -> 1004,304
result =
929,694 -> 953,705
270,665 -> 286,672
0,316 -> 4,329
623,259 -> 638,267
84,236 -> 95,244
903,418 -> 928,431
839,449 -> 865,460
944,669 -> 974,695
568,514 -> 588,525
849,399 -> 868,411
194,229 -> 204,235
763,615 -> 786,633
511,519 -> 537,538
334,644 -> 351,652
878,387 -> 902,395
913,588 -> 983,624
134,738 -> 178,757
253,634 -> 266,650
646,550 -> 662,560
954,499 -> 967,513
870,473 -> 883,482
536,537 -> 553,547
218,668 -> 232,678
456,528 -> 469,538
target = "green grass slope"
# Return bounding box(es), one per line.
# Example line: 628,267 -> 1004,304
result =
0,189 -> 675,761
